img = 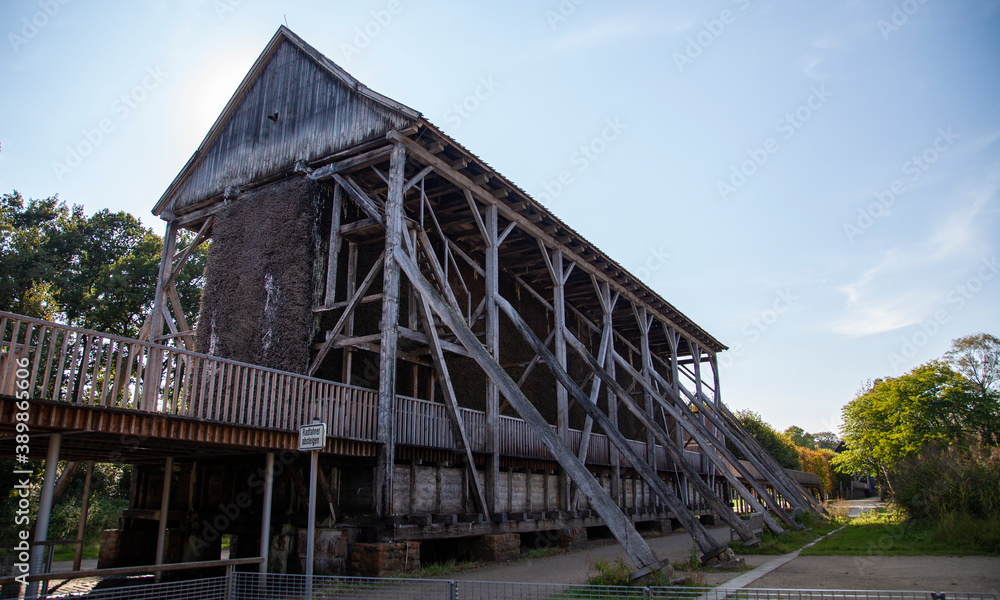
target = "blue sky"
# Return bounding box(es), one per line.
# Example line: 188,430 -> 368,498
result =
2,1 -> 998,435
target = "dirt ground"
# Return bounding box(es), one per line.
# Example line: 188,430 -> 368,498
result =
747,555 -> 1000,593
447,522 -> 1000,594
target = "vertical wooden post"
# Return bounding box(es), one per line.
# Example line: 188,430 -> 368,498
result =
342,242 -> 358,385
545,247 -> 571,510
606,337 -> 621,507
635,307 -> 657,469
374,142 -> 406,516
155,456 -> 173,575
483,204 -> 500,516
324,184 -> 343,308
72,461 -> 94,571
663,325 -> 683,452
149,220 -> 178,343
143,221 -> 178,411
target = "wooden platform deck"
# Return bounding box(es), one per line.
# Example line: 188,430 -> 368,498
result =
0,311 -> 704,472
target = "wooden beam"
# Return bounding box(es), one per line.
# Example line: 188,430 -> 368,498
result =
333,174 -> 385,228
165,216 -> 213,289
309,146 -> 392,180
557,327 -> 759,545
412,275 -> 489,516
308,250 -> 385,376
493,292 -> 738,558
393,246 -> 662,571
483,203 -> 500,515
373,142 -> 406,517
324,184 -> 344,308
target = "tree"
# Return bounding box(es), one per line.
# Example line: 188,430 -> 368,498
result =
784,425 -> 816,449
727,409 -> 801,470
832,360 -> 999,494
0,190 -> 207,337
813,431 -> 840,450
945,333 -> 1000,397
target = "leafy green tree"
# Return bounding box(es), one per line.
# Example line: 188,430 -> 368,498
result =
832,360 -> 999,494
813,431 -> 840,450
0,190 -> 206,337
727,409 -> 801,470
784,425 -> 817,449
945,332 -> 1000,394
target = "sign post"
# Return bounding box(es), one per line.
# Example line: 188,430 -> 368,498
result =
298,421 -> 326,598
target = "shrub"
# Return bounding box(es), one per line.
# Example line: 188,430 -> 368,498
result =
892,442 -> 1000,522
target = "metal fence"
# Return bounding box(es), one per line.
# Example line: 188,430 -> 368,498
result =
5,572 -> 996,600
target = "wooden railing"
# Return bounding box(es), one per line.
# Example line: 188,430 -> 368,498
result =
0,312 -> 705,473
0,312 -> 377,441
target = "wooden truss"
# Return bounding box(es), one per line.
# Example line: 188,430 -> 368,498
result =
153,128 -> 825,573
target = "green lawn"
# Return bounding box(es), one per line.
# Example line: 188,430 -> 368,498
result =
51,541 -> 100,563
803,508 -> 1000,556
728,512 -> 845,555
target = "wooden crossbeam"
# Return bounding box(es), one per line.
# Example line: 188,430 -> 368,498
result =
393,245 -> 662,571
308,250 -> 385,376
493,292 -> 738,558
333,174 -> 385,228
716,400 -> 827,516
556,327 -> 759,545
601,343 -> 796,532
412,274 -> 489,516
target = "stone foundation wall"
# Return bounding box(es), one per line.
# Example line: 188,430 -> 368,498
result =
472,534 -> 521,562
557,528 -> 587,548
349,542 -> 421,576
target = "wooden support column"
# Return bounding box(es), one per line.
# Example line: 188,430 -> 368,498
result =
634,307 -> 657,469
394,247 -> 665,571
155,457 -> 173,572
324,184 -> 343,308
72,461 -> 94,571
490,291 -> 739,557
602,342 -> 795,532
342,242 -> 358,384
573,279 -> 617,507
483,204 -> 500,515
373,141 -> 406,517
691,344 -> 715,489
410,236 -> 489,516
606,331 -> 622,507
541,244 -> 573,510
663,325 -> 684,452
142,220 -> 178,411
149,220 -> 178,343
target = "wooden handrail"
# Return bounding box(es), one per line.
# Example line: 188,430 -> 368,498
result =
1,311 -> 712,473
0,556 -> 264,585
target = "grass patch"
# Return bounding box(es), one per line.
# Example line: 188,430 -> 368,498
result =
803,507 -> 1000,556
728,511 -> 844,555
586,557 -> 673,586
525,547 -> 563,559
51,541 -> 99,562
408,559 -> 476,578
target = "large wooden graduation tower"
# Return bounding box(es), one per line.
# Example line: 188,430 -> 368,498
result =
5,26 -> 827,577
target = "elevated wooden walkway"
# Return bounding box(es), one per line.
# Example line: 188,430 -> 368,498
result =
0,311 -> 705,472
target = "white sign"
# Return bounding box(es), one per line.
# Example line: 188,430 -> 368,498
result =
298,422 -> 327,451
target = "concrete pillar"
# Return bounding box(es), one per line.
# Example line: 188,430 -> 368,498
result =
27,433 -> 61,598
259,453 -> 274,574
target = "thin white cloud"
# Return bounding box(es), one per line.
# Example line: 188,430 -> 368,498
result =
799,54 -> 826,80
545,18 -> 672,54
812,34 -> 840,49
828,166 -> 999,337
